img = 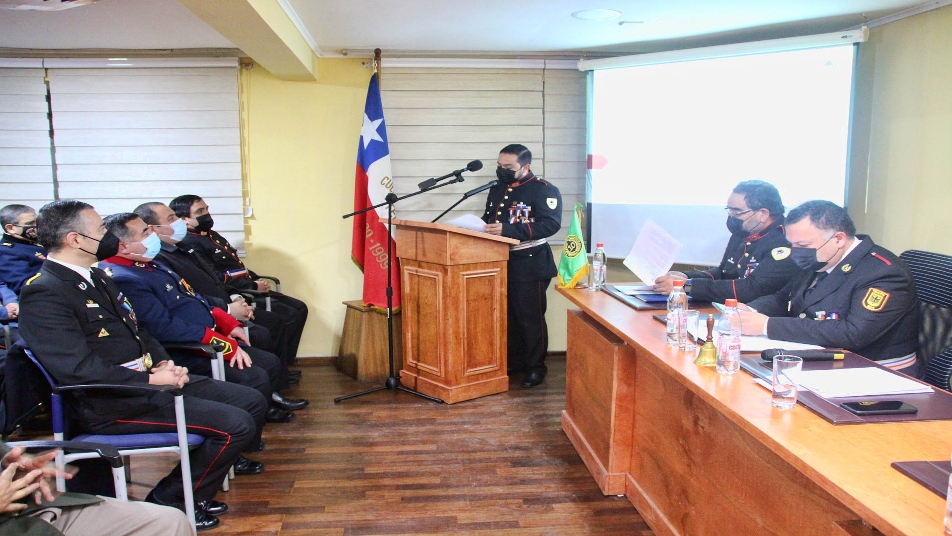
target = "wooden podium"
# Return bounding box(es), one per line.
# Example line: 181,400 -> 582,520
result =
391,219 -> 518,404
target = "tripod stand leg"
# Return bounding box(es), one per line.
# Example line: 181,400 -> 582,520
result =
333,384 -> 389,403
396,385 -> 444,403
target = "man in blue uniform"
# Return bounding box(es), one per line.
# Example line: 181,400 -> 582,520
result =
169,195 -> 309,363
482,144 -> 562,388
100,213 -> 307,426
18,200 -> 265,530
0,204 -> 47,294
739,200 -> 920,375
653,180 -> 799,303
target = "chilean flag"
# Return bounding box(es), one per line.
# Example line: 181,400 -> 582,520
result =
352,73 -> 400,309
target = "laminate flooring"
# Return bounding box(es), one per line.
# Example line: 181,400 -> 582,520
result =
126,358 -> 651,535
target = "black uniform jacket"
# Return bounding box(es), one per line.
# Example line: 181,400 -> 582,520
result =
180,229 -> 258,290
155,241 -> 233,309
481,172 -> 563,282
17,261 -> 204,425
748,236 -> 919,361
685,217 -> 799,303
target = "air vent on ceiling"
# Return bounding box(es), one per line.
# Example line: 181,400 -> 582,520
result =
0,0 -> 98,11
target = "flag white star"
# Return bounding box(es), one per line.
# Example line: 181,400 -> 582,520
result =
360,113 -> 384,149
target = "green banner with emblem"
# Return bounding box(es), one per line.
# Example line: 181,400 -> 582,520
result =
557,204 -> 589,288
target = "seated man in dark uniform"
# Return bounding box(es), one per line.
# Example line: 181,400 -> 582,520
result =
99,213 -> 307,424
133,202 -> 297,381
17,200 -> 267,530
654,180 -> 800,303
0,204 -> 47,294
169,194 -> 309,363
739,200 -> 920,375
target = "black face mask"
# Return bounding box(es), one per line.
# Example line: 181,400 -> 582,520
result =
790,235 -> 836,271
194,214 -> 214,233
496,167 -> 518,185
78,231 -> 121,261
11,225 -> 38,241
726,216 -> 746,236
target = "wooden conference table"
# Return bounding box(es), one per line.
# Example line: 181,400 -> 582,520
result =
558,287 -> 952,536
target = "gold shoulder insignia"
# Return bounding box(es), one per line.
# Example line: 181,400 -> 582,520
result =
103,267 -> 113,277
862,288 -> 890,312
841,264 -> 852,273
771,247 -> 791,261
1,242 -> 12,247
25,273 -> 42,285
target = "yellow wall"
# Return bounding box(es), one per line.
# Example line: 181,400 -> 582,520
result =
849,5 -> 952,255
241,58 -> 371,357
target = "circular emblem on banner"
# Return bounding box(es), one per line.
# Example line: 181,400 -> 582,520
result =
564,236 -> 583,258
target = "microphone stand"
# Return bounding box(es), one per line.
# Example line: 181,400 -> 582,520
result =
432,179 -> 498,223
336,175 -> 466,404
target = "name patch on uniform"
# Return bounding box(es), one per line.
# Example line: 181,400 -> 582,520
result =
771,247 -> 791,261
862,288 -> 890,312
546,198 -> 558,210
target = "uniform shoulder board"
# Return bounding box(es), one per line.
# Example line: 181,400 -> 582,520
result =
771,247 -> 791,261
871,251 -> 893,266
25,273 -> 42,285
1,242 -> 12,247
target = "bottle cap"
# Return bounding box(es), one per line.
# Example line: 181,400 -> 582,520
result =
725,299 -> 738,307
596,243 -> 604,247
672,279 -> 686,286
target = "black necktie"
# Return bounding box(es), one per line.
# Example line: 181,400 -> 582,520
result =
808,271 -> 828,292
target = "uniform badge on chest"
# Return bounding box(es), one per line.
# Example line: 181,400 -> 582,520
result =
509,202 -> 534,224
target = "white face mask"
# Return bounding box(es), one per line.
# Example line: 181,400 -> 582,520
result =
140,231 -> 162,261
169,218 -> 188,242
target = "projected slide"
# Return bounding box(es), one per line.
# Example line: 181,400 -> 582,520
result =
590,46 -> 855,263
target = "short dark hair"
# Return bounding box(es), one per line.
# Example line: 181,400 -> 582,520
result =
36,200 -> 94,252
103,213 -> 140,242
500,144 -> 532,166
732,180 -> 784,217
786,200 -> 856,238
0,204 -> 35,228
134,202 -> 164,226
169,195 -> 203,218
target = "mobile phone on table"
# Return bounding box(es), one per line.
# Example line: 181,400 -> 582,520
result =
840,400 -> 918,415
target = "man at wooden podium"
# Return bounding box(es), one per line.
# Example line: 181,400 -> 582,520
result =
482,144 -> 563,388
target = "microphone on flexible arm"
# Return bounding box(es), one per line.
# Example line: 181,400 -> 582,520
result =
417,160 -> 483,190
463,179 -> 498,198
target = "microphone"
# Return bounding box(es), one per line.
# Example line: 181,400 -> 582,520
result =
418,160 -> 483,190
463,180 -> 498,198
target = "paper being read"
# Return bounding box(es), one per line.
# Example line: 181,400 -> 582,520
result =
446,214 -> 487,232
623,220 -> 682,284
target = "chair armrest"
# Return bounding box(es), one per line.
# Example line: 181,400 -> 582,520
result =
53,383 -> 183,397
6,440 -> 123,468
256,275 -> 281,286
162,342 -> 218,358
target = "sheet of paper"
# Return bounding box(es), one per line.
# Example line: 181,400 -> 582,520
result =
789,368 -> 933,398
445,214 -> 487,232
687,322 -> 824,353
623,220 -> 682,284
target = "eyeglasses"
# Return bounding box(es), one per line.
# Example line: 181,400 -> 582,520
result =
724,207 -> 754,217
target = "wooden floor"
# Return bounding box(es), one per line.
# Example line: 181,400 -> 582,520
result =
125,357 -> 652,535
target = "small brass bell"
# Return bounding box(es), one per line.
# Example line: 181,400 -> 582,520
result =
694,313 -> 717,367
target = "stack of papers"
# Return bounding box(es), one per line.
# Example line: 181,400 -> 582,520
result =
790,368 -> 933,398
687,323 -> 824,353
614,284 -> 662,296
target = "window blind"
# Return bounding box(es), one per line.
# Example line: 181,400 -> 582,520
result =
0,67 -> 54,209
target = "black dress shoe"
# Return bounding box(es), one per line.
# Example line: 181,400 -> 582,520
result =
267,407 -> 295,423
247,439 -> 265,452
521,371 -> 546,388
286,376 -> 300,386
233,455 -> 265,475
271,392 -> 309,411
199,499 -> 229,516
145,490 -> 221,531
287,369 -> 302,378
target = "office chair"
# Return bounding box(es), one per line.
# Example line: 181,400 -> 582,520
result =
899,249 -> 952,391
23,349 -> 204,526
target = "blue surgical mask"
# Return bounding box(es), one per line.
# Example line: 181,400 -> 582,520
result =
169,218 -> 188,242
140,231 -> 162,260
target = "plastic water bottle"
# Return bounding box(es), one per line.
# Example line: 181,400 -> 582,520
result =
665,279 -> 687,345
590,243 -> 607,291
715,298 -> 742,374
945,453 -> 952,535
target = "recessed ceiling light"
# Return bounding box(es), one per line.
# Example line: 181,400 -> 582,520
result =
108,58 -> 128,61
572,9 -> 621,21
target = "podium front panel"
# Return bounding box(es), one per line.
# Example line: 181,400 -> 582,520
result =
402,265 -> 444,376
461,268 -> 505,375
